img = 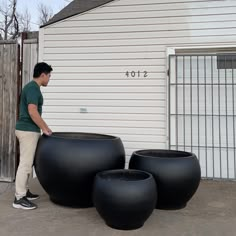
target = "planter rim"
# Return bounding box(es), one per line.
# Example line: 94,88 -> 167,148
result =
133,149 -> 195,159
42,132 -> 119,140
96,169 -> 153,182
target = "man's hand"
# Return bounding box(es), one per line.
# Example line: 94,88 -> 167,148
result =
43,128 -> 52,136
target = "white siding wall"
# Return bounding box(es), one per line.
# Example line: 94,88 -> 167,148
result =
39,0 -> 236,164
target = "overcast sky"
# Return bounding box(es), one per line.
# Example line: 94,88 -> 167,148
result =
1,0 -> 72,30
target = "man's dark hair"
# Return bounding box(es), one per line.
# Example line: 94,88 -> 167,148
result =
33,62 -> 53,78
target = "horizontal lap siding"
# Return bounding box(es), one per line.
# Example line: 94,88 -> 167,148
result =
39,0 -> 236,162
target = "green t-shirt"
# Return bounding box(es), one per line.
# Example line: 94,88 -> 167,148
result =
16,80 -> 43,133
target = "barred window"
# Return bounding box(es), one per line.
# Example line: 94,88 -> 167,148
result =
217,54 -> 236,69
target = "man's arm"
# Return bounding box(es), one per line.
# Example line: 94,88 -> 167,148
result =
28,104 -> 52,135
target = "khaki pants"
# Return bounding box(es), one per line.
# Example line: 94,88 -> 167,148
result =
15,130 -> 40,199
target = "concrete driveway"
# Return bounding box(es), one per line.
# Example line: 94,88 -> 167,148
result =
0,179 -> 236,236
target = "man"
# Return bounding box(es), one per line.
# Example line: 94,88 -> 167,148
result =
13,62 -> 53,210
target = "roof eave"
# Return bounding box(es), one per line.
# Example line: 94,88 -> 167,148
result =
40,13 -> 80,28
40,0 -> 116,28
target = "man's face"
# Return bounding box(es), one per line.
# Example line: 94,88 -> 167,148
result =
42,72 -> 51,86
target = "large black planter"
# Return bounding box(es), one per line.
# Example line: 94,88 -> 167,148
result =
129,149 -> 201,209
93,169 -> 157,230
34,132 -> 125,207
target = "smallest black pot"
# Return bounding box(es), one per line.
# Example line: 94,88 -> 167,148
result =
93,169 -> 157,230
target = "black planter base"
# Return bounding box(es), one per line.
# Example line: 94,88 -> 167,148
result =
106,222 -> 144,231
158,203 -> 187,210
50,197 -> 94,208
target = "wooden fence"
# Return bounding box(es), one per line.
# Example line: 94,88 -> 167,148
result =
0,41 -> 19,182
22,39 -> 38,87
0,37 -> 38,182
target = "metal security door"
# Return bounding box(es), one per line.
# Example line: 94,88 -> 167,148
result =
169,54 -> 236,180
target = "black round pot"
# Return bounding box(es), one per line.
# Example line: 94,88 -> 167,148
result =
34,132 -> 125,207
129,149 -> 201,209
93,169 -> 157,230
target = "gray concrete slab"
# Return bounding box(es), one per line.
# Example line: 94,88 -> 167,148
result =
0,179 -> 236,236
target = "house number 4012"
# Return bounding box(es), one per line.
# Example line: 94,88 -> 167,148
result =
125,71 -> 148,78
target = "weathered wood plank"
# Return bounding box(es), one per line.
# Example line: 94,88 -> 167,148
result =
22,40 -> 38,87
22,42 -> 30,86
10,43 -> 18,181
0,41 -> 18,181
0,44 -> 4,179
2,44 -> 10,178
8,43 -> 18,180
0,40 -> 16,44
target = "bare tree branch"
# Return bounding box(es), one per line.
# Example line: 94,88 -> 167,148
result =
0,0 -> 19,40
0,0 -> 31,40
6,0 -> 16,30
0,8 -> 7,15
38,3 -> 53,26
18,8 -> 31,32
11,13 -> 18,39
